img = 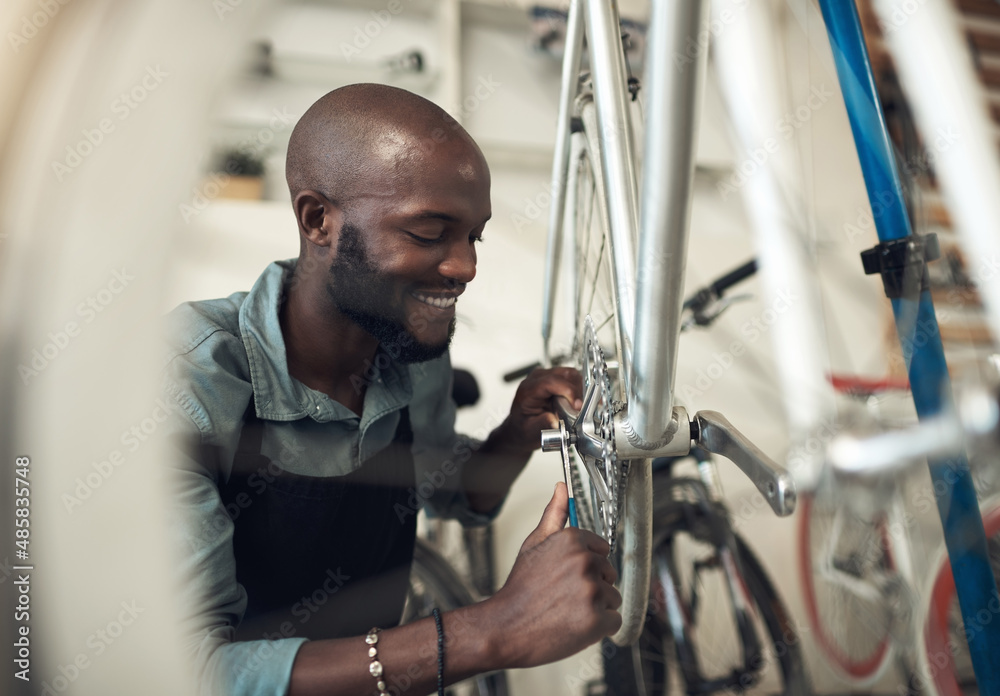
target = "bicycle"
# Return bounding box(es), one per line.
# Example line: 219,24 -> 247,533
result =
798,376 -> 926,691
536,0 -> 1000,692
922,495 -> 1000,696
805,385 -> 1000,696
594,261 -> 804,695
511,256 -> 806,694
538,0 -> 797,653
602,448 -> 809,696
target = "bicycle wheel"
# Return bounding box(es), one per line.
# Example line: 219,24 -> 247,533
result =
604,478 -> 810,695
798,491 -> 895,684
921,498 -> 1000,696
402,539 -> 508,696
552,96 -> 653,647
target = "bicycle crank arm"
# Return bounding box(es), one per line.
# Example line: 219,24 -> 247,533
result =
692,411 -> 796,516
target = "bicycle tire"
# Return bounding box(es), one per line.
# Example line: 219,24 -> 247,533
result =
603,482 -> 809,695
798,492 -> 896,684
402,538 -> 509,696
549,95 -> 652,648
921,497 -> 1000,696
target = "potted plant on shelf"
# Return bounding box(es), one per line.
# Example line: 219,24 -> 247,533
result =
211,149 -> 266,200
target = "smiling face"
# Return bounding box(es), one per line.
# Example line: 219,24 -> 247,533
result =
325,137 -> 491,363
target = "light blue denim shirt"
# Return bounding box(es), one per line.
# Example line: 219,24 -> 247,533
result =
162,259 -> 492,696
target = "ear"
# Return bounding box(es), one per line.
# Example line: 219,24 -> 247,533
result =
293,190 -> 342,249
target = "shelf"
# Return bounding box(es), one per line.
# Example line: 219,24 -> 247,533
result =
270,52 -> 440,92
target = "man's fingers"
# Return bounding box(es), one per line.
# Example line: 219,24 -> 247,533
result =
599,557 -> 618,586
522,482 -> 568,550
596,584 -> 623,612
519,368 -> 584,414
579,529 -> 611,557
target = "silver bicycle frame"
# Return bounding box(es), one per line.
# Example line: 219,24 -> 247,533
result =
542,0 -> 585,365
629,0 -> 709,446
582,0 -> 640,403
540,0 -> 797,512
541,0 -> 708,449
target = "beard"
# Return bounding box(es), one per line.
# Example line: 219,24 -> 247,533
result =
326,223 -> 455,364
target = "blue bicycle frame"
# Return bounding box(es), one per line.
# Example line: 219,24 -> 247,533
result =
819,1 -> 1000,691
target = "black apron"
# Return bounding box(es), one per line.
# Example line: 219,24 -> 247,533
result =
219,399 -> 417,641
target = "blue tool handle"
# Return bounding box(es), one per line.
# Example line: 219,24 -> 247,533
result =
567,497 -> 578,528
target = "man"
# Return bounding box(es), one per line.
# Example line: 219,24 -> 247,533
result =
164,83 -> 621,696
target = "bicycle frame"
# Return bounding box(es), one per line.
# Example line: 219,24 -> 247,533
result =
543,0 -> 706,451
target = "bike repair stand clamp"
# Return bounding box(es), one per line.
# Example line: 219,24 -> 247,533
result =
860,232 -> 940,301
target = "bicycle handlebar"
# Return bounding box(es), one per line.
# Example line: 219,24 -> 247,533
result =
502,362 -> 541,383
682,258 -> 758,311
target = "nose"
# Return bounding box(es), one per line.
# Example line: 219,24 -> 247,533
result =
439,237 -> 477,285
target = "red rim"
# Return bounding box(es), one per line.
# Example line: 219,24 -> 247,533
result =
828,373 -> 910,395
926,502 -> 1000,696
799,495 -> 893,679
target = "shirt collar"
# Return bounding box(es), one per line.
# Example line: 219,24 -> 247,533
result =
238,259 -> 412,422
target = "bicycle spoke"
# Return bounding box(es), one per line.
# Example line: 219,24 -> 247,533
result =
576,163 -> 598,333
593,311 -> 614,336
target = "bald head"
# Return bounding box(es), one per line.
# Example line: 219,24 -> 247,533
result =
285,83 -> 484,205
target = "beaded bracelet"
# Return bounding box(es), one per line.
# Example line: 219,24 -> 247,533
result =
365,627 -> 390,695
432,608 -> 445,696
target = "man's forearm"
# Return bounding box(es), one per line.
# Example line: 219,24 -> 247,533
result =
289,604 -> 499,696
461,421 -> 533,514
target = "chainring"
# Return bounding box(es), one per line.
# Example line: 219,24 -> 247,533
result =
569,315 -> 627,552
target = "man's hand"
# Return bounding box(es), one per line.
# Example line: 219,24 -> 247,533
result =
493,367 -> 583,456
463,367 -> 582,513
480,482 -> 622,668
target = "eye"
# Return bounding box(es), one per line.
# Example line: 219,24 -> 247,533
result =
403,230 -> 442,244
